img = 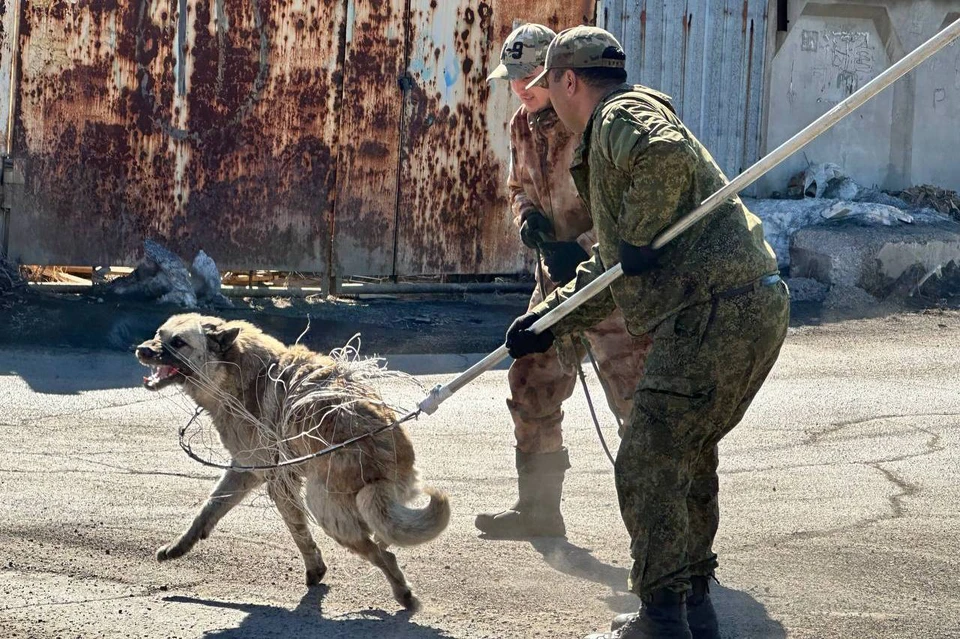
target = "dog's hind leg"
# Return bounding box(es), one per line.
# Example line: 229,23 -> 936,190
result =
157,469 -> 264,562
267,477 -> 327,586
354,537 -> 418,611
306,483 -> 418,610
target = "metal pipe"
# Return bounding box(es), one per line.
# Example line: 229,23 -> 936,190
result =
27,280 -> 534,297
418,16 -> 960,416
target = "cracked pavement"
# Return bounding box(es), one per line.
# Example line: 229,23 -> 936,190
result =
1,311 -> 960,638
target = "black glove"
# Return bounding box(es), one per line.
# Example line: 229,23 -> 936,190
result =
505,312 -> 554,359
519,211 -> 553,249
619,239 -> 660,275
539,241 -> 590,285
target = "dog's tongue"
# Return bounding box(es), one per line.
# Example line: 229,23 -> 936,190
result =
144,365 -> 179,386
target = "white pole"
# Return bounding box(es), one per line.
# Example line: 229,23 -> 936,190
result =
419,16 -> 960,416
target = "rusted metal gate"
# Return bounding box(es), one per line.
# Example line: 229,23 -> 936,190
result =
598,0 -> 769,180
0,0 -> 591,276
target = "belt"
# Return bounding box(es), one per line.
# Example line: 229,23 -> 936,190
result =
715,273 -> 782,300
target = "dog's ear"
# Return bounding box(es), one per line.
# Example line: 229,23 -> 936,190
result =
204,324 -> 240,352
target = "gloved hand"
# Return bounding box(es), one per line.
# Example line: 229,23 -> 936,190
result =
519,211 -> 553,249
619,239 -> 660,275
539,241 -> 589,285
505,312 -> 554,359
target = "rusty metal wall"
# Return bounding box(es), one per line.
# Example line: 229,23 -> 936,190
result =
599,0 -> 769,180
331,0 -> 405,277
3,0 -> 591,275
7,0 -> 345,271
393,0 -> 593,276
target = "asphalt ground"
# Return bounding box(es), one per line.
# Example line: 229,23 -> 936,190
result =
1,310 -> 959,638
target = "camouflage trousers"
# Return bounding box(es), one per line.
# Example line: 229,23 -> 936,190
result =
616,280 -> 790,597
507,300 -> 652,454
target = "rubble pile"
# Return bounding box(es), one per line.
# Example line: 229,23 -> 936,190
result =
105,240 -> 232,308
0,255 -> 24,296
898,185 -> 960,220
751,164 -> 960,312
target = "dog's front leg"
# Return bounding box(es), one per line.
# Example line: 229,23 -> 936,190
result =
157,469 -> 264,562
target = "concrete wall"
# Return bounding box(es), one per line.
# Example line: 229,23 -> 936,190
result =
758,1 -> 960,196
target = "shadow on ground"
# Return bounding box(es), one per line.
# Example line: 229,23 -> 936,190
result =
531,539 -> 785,639
164,587 -> 454,639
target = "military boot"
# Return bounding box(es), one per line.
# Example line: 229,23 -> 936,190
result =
685,576 -> 721,639
474,448 -> 569,538
610,576 -> 720,639
587,589 -> 692,639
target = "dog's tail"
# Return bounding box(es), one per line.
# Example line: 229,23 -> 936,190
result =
356,481 -> 450,547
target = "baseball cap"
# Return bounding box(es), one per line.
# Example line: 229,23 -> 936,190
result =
525,26 -> 626,90
486,23 -> 557,82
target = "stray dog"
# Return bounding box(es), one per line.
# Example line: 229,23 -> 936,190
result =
136,313 -> 450,609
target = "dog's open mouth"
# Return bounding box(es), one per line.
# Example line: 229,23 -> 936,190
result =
143,364 -> 185,391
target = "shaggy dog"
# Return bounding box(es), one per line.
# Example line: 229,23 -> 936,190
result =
136,313 -> 449,609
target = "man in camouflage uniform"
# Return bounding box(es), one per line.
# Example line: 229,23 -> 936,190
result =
479,24 -> 652,539
505,26 -> 790,639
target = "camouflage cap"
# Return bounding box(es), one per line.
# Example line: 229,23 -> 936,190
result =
486,23 -> 557,82
526,26 -> 626,90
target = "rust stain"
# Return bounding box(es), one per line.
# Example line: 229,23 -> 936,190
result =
331,0 -> 405,276
11,0 -> 343,271
9,0 -> 585,276
396,0 -> 586,276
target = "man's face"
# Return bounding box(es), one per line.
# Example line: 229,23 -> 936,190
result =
543,69 -> 579,132
510,67 -> 552,113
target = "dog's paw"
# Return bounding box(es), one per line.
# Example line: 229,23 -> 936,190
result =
156,541 -> 187,562
305,563 -> 327,586
397,588 -> 420,612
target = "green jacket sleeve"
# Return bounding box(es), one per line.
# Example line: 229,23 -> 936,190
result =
530,244 -> 616,336
600,108 -> 695,247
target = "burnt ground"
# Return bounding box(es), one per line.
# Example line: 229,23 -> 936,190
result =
0,283 -> 946,358
0,289 -> 533,355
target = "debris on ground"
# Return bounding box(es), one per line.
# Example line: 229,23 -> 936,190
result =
819,201 -> 913,226
751,167 -> 959,274
104,240 -> 231,308
0,255 -> 24,297
907,260 -> 960,302
786,163 -> 849,199
898,185 -> 960,220
785,277 -> 829,303
191,250 -> 232,307
822,284 -> 881,315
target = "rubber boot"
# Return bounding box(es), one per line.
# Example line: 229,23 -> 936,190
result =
586,589 -> 692,639
611,577 -> 719,639
474,448 -> 569,538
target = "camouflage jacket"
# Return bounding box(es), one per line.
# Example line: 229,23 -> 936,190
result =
508,105 -> 596,259
533,84 -> 779,336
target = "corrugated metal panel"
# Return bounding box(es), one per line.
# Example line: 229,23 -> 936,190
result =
394,0 -> 591,276
3,0 -> 590,276
599,0 -> 768,179
332,0 -> 405,277
8,0 -> 345,271
0,0 -> 18,156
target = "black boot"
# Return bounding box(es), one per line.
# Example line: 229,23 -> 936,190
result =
610,577 -> 719,639
474,448 -> 569,538
587,589 -> 692,638
686,576 -> 720,639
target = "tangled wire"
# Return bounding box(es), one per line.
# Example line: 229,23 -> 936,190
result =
163,334 -> 424,473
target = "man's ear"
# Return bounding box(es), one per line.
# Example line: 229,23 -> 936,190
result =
563,69 -> 577,96
204,324 -> 240,351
